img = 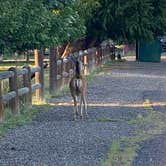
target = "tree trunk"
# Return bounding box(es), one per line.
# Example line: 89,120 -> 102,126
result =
0,81 -> 4,121
61,43 -> 72,59
136,39 -> 139,61
26,51 -> 30,63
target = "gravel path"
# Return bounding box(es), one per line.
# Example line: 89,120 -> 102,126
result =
132,132 -> 166,166
0,61 -> 166,166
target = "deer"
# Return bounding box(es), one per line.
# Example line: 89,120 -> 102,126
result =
69,54 -> 88,121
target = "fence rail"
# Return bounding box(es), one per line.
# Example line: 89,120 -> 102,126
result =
0,44 -> 114,121
0,66 -> 41,121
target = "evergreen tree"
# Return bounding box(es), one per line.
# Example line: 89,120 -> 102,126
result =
87,0 -> 166,43
151,0 -> 166,37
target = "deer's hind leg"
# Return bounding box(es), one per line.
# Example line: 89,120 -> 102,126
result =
80,95 -> 83,118
73,95 -> 78,121
80,94 -> 88,118
83,95 -> 88,117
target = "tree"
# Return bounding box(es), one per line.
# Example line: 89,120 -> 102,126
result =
0,0 -> 98,56
44,0 -> 87,46
11,0 -> 52,53
86,0 -> 166,56
123,0 -> 154,59
151,0 -> 166,37
0,0 -> 51,56
43,0 -> 100,50
0,0 -> 22,53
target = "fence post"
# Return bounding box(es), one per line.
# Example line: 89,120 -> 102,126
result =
68,57 -> 74,78
110,45 -> 115,60
0,80 -> 4,121
38,49 -> 44,99
83,50 -> 88,75
87,49 -> 91,71
91,48 -> 96,71
23,66 -> 32,107
62,58 -> 68,85
34,49 -> 44,101
96,47 -> 98,65
65,58 -> 70,83
49,46 -> 57,94
102,46 -> 106,63
95,47 -> 100,66
8,67 -> 20,114
61,58 -> 65,90
56,59 -> 62,91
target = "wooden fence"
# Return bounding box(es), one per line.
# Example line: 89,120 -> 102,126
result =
0,44 -> 114,121
49,46 -> 112,93
0,66 -> 41,121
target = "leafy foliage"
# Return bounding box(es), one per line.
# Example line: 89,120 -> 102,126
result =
151,0 -> 166,37
0,0 -> 22,52
124,0 -> 154,42
0,0 -> 165,55
0,0 -> 91,55
87,0 -> 166,43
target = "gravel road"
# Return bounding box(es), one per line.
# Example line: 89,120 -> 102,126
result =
0,61 -> 166,166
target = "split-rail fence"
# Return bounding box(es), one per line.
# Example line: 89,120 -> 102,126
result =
0,44 -> 114,121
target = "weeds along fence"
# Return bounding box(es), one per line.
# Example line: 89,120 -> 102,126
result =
0,45 -> 114,121
0,66 -> 41,121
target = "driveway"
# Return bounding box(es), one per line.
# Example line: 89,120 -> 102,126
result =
0,60 -> 166,166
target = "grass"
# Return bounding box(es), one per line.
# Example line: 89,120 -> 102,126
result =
102,99 -> 166,166
125,50 -> 136,57
86,67 -> 104,82
104,59 -> 126,67
50,84 -> 70,98
0,63 -> 17,71
0,101 -> 54,136
0,61 -> 35,71
97,117 -> 126,123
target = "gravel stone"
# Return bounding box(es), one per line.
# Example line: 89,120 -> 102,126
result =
0,60 -> 166,166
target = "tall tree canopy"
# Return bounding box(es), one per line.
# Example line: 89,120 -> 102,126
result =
151,0 -> 166,37
0,0 -> 165,55
0,0 -> 22,53
0,0 -> 95,54
87,0 -> 166,44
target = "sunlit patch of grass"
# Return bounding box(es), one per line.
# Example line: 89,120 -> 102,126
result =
102,100 -> 166,166
104,59 -> 126,66
0,62 -> 34,71
0,63 -> 17,71
125,50 -> 136,57
0,66 -> 11,71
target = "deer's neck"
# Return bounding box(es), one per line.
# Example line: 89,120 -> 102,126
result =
75,61 -> 81,78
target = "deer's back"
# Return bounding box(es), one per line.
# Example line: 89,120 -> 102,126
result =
69,76 -> 86,96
